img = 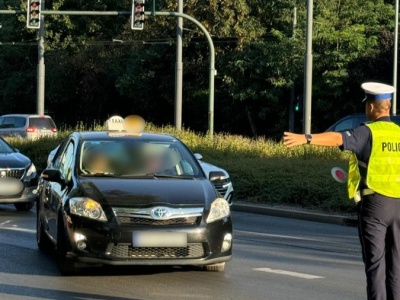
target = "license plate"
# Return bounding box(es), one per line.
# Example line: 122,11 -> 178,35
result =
132,232 -> 187,247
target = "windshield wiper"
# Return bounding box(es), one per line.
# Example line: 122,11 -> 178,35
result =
81,172 -> 117,177
119,173 -> 194,179
148,173 -> 194,179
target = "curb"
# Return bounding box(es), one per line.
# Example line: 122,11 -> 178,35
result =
231,203 -> 358,227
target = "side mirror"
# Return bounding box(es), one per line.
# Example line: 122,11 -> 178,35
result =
41,169 -> 65,186
209,171 -> 228,182
194,153 -> 203,160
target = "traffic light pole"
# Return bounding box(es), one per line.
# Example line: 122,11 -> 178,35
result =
37,0 -> 45,115
0,9 -> 216,138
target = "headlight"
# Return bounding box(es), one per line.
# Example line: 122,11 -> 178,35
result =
206,198 -> 230,223
69,197 -> 107,222
26,163 -> 37,177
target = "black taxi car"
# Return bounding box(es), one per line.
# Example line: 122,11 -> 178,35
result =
37,126 -> 232,275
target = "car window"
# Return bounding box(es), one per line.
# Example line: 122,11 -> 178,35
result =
333,118 -> 353,132
392,116 -> 400,126
354,115 -> 367,127
0,138 -> 16,153
0,116 -> 26,129
53,139 -> 72,169
58,142 -> 74,182
29,117 -> 56,129
79,139 -> 203,178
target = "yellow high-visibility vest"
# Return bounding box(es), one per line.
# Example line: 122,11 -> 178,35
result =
365,122 -> 400,197
347,121 -> 400,199
347,153 -> 361,201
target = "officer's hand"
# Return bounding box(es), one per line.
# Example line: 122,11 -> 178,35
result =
283,132 -> 306,148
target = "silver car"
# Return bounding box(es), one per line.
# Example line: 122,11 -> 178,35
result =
0,114 -> 57,139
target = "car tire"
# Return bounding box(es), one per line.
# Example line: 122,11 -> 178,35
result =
204,262 -> 225,272
36,201 -> 53,253
56,216 -> 79,276
14,202 -> 35,211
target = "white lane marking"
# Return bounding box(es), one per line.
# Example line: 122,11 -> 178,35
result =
0,220 -> 11,226
0,227 -> 35,233
253,268 -> 324,279
235,229 -> 323,242
0,220 -> 35,233
235,229 -> 349,245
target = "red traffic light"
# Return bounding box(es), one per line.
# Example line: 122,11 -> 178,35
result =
131,0 -> 145,30
27,0 -> 41,29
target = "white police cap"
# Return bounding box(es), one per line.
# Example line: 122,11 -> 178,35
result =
361,82 -> 396,102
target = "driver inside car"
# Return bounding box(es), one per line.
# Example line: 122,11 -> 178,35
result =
82,149 -> 113,174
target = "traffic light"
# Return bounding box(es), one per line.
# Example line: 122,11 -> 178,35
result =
295,97 -> 300,111
27,0 -> 41,29
131,0 -> 145,30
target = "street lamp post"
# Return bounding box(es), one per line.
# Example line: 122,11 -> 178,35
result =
393,0 -> 399,115
303,0 -> 313,134
174,0 -> 183,130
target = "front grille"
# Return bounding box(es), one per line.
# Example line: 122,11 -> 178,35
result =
118,216 -> 198,226
0,168 -> 25,180
212,182 -> 228,196
110,243 -> 204,259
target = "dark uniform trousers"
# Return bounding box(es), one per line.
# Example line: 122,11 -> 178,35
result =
358,193 -> 400,300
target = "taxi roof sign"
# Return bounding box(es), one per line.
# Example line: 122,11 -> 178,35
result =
104,116 -> 124,131
104,115 -> 145,133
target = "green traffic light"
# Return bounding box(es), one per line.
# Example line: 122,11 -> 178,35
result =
295,105 -> 299,111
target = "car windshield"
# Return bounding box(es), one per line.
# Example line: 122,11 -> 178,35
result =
0,138 -> 16,154
79,139 -> 203,178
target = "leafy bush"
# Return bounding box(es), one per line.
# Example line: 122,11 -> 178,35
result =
5,124 -> 355,213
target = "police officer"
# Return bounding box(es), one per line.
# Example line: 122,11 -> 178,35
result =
283,82 -> 400,300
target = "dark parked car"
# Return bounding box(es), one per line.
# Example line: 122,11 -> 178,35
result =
325,113 -> 400,132
0,137 -> 38,211
37,130 -> 232,275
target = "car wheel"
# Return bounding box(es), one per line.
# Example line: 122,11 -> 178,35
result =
36,201 -> 53,253
14,202 -> 35,211
56,216 -> 79,275
204,262 -> 225,272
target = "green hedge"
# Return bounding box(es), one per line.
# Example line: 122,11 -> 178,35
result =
6,124 -> 355,213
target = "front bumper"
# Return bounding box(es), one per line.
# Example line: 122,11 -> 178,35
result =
63,215 -> 233,267
0,186 -> 37,204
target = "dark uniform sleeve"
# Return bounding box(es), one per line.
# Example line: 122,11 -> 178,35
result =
340,124 -> 372,163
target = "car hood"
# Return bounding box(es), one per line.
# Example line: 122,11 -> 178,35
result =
0,152 -> 30,168
77,177 -> 216,207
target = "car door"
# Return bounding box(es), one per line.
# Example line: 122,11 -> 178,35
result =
46,140 -> 75,239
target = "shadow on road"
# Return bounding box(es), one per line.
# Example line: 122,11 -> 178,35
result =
0,242 -> 207,277
0,283 -> 140,300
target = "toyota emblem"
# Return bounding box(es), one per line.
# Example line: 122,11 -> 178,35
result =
151,207 -> 171,219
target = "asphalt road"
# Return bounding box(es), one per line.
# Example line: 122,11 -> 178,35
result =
0,204 -> 366,300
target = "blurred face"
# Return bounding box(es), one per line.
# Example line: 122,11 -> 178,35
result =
86,152 -> 110,174
144,154 -> 164,173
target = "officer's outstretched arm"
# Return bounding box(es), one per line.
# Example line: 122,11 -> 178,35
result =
283,132 -> 343,148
